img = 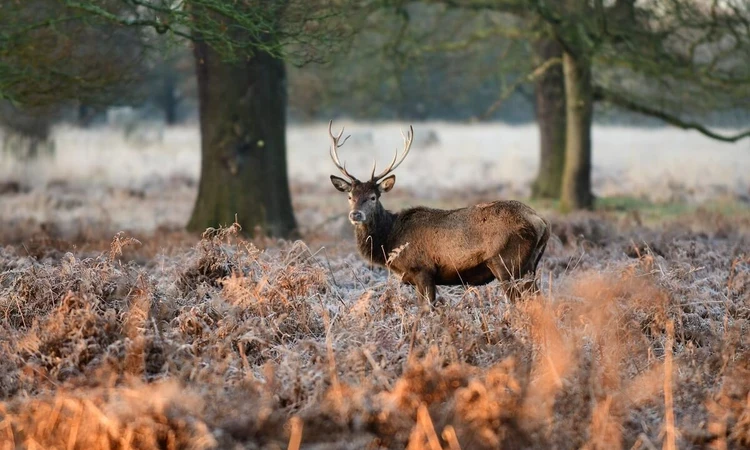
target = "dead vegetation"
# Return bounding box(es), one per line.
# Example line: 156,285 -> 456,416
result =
0,208 -> 748,449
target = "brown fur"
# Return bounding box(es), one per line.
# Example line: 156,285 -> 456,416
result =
332,178 -> 551,307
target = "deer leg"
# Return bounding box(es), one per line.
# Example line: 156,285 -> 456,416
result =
519,236 -> 549,296
526,221 -> 550,295
531,241 -> 548,274
514,240 -> 548,297
486,257 -> 522,302
412,271 -> 437,310
516,256 -> 540,297
519,278 -> 537,298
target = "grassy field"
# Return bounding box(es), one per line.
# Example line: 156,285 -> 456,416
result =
0,123 -> 748,449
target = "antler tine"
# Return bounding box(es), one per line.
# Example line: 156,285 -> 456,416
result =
372,125 -> 414,182
371,150 -> 398,182
328,120 -> 354,180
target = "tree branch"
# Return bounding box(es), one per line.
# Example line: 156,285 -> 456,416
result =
473,56 -> 562,120
597,86 -> 750,143
63,1 -> 193,39
0,15 -> 86,43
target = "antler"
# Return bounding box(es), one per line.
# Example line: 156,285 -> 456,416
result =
371,125 -> 414,182
328,120 -> 354,180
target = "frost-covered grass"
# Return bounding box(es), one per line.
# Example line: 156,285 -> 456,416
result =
0,122 -> 749,449
0,214 -> 748,449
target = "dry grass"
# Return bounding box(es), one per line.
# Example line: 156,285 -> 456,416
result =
0,122 -> 749,448
0,208 -> 748,449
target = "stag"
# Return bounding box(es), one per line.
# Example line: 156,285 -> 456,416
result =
328,120 -> 550,307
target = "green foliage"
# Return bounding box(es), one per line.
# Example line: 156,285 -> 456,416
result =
60,0 -> 356,62
2,0 -> 749,127
0,0 -> 358,107
380,0 -> 750,129
531,0 -> 750,130
0,0 -> 147,106
289,2 -> 537,121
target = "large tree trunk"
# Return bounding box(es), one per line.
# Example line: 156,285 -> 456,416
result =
531,38 -> 566,199
560,49 -> 594,211
187,40 -> 297,237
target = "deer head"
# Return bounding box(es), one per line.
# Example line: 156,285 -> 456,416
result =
328,120 -> 413,225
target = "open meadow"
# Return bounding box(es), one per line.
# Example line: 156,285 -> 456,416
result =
0,122 -> 749,449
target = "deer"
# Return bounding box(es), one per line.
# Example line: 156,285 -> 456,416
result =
327,120 -> 551,308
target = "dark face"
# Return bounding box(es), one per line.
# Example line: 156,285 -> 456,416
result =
330,175 -> 396,224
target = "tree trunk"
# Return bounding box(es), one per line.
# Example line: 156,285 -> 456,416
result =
531,38 -> 566,199
187,41 -> 297,237
161,69 -> 178,125
560,49 -> 594,211
78,104 -> 96,127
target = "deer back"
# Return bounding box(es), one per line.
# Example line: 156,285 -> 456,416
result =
376,201 -> 543,275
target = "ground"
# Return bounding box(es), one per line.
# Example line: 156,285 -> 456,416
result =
0,122 -> 748,449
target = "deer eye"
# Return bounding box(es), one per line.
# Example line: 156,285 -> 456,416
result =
370,195 -> 377,201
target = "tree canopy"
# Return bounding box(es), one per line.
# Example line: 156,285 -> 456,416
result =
0,0 -> 356,107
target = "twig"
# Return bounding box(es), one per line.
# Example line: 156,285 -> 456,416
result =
287,416 -> 303,450
636,433 -> 659,450
417,403 -> 443,450
318,247 -> 339,288
663,320 -> 676,450
442,425 -> 462,450
474,57 -> 562,120
597,87 -> 750,143
407,309 -> 423,362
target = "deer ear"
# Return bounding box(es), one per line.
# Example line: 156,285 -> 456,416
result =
330,175 -> 352,192
379,175 -> 396,193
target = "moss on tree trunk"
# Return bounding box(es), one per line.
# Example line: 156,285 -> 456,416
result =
531,38 -> 566,199
560,49 -> 594,211
187,40 -> 297,237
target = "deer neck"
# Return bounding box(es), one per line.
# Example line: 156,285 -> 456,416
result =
354,204 -> 396,266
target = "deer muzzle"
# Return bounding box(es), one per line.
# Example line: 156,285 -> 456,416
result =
348,210 -> 366,224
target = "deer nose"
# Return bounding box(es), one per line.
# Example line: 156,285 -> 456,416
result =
349,210 -> 366,224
